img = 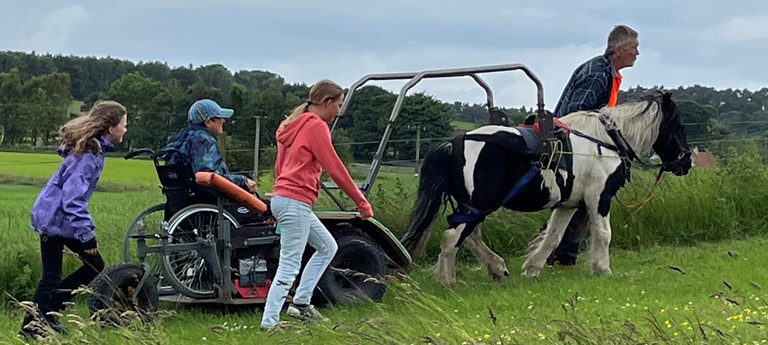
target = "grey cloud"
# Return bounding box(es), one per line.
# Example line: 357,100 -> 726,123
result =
1,0 -> 768,108
26,5 -> 89,52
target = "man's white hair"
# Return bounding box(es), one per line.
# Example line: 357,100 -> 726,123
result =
605,25 -> 638,56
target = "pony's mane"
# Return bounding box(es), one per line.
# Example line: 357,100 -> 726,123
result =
559,99 -> 663,155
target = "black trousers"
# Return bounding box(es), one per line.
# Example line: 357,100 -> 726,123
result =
546,203 -> 590,265
24,234 -> 105,321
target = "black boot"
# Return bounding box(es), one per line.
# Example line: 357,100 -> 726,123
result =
19,309 -> 66,340
19,311 -> 46,340
45,313 -> 66,334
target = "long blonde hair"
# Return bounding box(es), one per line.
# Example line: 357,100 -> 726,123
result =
60,100 -> 127,154
280,79 -> 343,129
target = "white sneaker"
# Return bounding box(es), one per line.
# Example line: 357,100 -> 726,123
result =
260,321 -> 293,334
286,303 -> 329,322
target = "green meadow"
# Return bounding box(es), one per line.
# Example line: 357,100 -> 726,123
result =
0,144 -> 767,344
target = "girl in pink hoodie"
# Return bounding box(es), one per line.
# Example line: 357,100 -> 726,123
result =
261,80 -> 373,329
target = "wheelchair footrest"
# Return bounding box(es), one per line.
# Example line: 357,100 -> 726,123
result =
241,236 -> 279,246
129,233 -> 170,240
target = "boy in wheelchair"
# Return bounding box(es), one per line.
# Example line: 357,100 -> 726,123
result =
159,99 -> 270,225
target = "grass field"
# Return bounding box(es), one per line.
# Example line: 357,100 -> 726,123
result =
1,149 -> 768,343
0,151 -> 407,190
0,151 -> 159,189
1,237 -> 767,344
451,120 -> 478,131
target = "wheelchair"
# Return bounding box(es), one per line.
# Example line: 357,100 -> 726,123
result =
87,147 -> 407,323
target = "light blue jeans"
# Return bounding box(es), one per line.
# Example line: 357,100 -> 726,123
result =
260,195 -> 338,328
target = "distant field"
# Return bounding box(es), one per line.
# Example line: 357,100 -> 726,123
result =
0,151 -> 159,188
0,151 -> 417,188
451,120 -> 477,131
68,100 -> 85,115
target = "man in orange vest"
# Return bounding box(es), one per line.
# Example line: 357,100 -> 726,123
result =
542,25 -> 640,266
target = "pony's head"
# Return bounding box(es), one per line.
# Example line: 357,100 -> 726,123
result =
558,91 -> 692,176
651,92 -> 691,176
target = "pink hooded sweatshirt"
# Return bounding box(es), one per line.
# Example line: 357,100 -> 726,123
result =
272,112 -> 371,213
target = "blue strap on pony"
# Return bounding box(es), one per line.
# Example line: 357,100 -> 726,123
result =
447,162 -> 539,227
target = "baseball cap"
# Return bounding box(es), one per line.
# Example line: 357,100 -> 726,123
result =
188,99 -> 234,124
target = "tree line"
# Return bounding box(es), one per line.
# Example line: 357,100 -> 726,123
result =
0,50 -> 766,171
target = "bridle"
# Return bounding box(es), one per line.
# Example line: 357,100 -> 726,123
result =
570,96 -> 691,208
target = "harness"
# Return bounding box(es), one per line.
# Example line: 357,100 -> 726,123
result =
446,164 -> 539,227
569,113 -> 644,182
444,110 -> 672,232
444,96 -> 690,245
571,112 -> 688,183
445,128 -> 572,230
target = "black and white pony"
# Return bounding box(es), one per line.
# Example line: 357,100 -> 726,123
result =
400,92 -> 691,285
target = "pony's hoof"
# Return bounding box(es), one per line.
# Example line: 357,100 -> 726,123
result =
488,263 -> 510,281
437,277 -> 457,286
490,270 -> 510,281
434,271 -> 457,286
592,266 -> 613,275
522,266 -> 540,278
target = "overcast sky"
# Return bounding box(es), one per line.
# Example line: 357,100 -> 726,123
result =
2,0 -> 767,108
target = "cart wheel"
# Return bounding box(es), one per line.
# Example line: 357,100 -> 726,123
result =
87,263 -> 159,326
123,203 -> 175,296
161,204 -> 239,299
314,227 -> 389,306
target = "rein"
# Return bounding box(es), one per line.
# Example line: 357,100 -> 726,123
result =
613,167 -> 664,209
570,113 -> 661,169
567,109 -> 684,209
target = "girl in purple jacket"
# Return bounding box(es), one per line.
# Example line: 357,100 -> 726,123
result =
20,101 -> 128,339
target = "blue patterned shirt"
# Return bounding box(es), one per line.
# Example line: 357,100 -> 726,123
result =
162,124 -> 247,188
554,55 -> 616,117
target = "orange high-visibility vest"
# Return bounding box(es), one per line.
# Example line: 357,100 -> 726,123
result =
608,73 -> 622,107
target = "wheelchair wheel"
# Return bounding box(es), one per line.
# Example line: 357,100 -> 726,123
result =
87,263 -> 159,326
314,227 -> 389,306
160,204 -> 239,299
122,203 -> 175,296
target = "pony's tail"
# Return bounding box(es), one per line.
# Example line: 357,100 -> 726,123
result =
401,141 -> 453,262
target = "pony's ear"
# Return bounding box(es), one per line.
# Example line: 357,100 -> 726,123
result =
662,92 -> 672,104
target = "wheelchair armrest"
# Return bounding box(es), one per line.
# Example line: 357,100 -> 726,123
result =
194,172 -> 268,214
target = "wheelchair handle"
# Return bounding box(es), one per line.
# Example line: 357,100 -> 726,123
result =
124,148 -> 155,160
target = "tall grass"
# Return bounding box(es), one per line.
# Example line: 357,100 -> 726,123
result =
1,142 -> 768,304
1,143 -> 768,343
2,238 -> 768,344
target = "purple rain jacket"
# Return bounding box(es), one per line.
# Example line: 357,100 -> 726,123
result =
29,136 -> 114,244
